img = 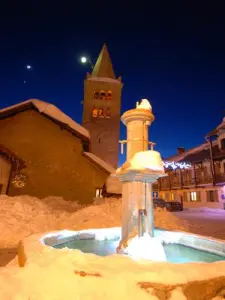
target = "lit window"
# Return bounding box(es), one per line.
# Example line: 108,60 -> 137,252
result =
105,107 -> 111,118
94,92 -> 100,99
92,107 -> 98,118
171,193 -> 175,201
190,192 -> 197,201
107,91 -> 112,100
98,108 -> 104,118
95,188 -> 103,198
100,91 -> 106,100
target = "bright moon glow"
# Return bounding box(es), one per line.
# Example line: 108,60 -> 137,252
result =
26,65 -> 32,69
81,56 -> 87,63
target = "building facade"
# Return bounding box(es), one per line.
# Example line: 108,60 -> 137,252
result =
0,100 -> 115,203
156,118 -> 225,209
82,44 -> 123,169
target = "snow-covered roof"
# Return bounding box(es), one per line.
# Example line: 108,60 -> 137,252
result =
105,174 -> 122,194
167,140 -> 218,162
217,117 -> 225,130
83,152 -> 115,174
0,99 -> 90,139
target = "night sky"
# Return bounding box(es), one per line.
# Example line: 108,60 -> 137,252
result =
0,1 -> 224,164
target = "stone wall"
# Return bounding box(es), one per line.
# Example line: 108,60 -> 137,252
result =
82,78 -> 122,168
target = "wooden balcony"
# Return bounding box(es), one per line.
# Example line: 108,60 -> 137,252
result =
215,174 -> 225,184
196,175 -> 213,185
158,173 -> 216,190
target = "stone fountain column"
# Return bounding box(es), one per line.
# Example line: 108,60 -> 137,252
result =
116,99 -> 166,246
121,103 -> 155,160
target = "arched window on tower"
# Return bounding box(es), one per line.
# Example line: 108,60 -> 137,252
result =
94,92 -> 100,100
100,90 -> 106,100
98,108 -> 104,118
92,106 -> 98,118
105,107 -> 111,118
107,91 -> 112,100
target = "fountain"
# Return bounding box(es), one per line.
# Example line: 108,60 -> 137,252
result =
115,99 -> 167,260
38,99 -> 225,264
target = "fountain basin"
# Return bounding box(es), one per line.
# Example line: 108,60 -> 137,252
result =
41,227 -> 225,263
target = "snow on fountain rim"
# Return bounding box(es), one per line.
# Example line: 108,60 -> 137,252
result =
22,226 -> 225,262
15,226 -> 225,296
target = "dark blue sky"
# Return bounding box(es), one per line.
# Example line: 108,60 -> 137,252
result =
0,1 -> 224,162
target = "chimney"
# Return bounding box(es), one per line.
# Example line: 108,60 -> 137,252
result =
177,147 -> 185,155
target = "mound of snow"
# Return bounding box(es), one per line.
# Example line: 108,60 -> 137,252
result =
0,196 -> 191,248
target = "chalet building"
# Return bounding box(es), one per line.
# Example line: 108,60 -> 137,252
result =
0,44 -> 121,203
157,117 -> 225,209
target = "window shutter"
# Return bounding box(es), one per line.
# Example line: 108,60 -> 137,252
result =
206,191 -> 210,202
197,191 -> 201,202
183,192 -> 187,201
214,190 -> 219,202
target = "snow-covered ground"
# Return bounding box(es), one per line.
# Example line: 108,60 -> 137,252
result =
173,210 -> 225,240
0,195 -> 225,299
0,195 -> 193,249
0,243 -> 225,300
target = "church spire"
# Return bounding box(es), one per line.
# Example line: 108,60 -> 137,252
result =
91,44 -> 116,79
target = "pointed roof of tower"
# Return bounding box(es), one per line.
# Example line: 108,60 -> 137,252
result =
91,44 -> 116,79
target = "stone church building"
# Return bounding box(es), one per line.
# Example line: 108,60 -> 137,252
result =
0,44 -> 122,203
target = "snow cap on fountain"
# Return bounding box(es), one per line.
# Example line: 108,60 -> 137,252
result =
116,150 -> 165,175
130,150 -> 164,172
136,99 -> 152,111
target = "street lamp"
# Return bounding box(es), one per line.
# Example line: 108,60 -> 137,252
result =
80,56 -> 94,69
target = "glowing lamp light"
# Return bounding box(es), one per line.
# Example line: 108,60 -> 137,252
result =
81,56 -> 87,64
163,161 -> 191,170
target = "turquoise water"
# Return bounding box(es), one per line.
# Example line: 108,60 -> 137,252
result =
53,239 -> 225,263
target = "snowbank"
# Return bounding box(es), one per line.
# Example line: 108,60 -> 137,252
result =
0,245 -> 225,299
0,195 -> 191,248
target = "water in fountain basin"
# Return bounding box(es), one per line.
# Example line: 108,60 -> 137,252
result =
53,238 -> 225,263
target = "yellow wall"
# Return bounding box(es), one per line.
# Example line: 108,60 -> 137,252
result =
0,109 -> 109,204
159,187 -> 224,209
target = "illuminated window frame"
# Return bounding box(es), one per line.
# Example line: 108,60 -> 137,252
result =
190,191 -> 197,201
95,188 -> 103,198
106,90 -> 112,100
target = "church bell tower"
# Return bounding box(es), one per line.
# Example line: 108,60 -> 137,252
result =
82,44 -> 123,168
